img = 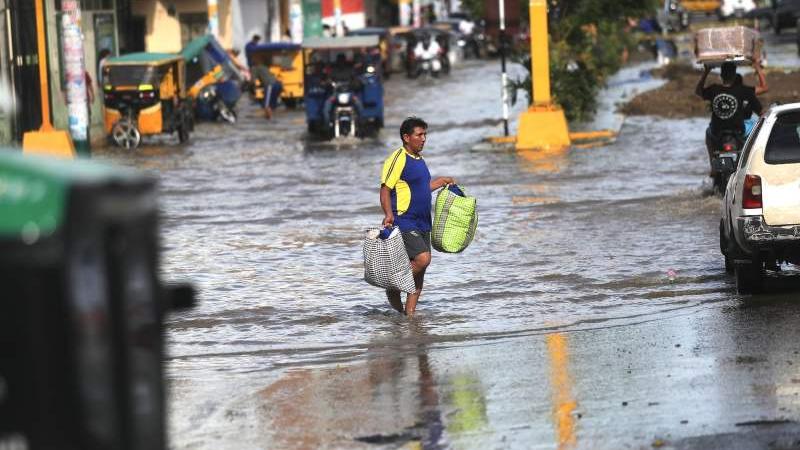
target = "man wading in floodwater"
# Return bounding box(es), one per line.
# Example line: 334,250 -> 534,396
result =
380,117 -> 455,315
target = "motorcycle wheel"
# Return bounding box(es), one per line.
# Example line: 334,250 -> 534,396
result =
712,172 -> 724,196
219,105 -> 237,124
112,118 -> 141,150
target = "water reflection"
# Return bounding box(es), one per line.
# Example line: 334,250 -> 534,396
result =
547,333 -> 577,450
716,295 -> 800,424
515,146 -> 570,175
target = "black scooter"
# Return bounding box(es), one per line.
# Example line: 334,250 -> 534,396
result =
706,128 -> 743,194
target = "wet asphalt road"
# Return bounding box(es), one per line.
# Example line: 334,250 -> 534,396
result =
94,43 -> 800,449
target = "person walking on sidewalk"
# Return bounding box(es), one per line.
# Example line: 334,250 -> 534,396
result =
380,117 -> 455,316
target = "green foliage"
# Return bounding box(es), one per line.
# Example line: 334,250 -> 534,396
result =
511,0 -> 659,122
460,0 -> 484,21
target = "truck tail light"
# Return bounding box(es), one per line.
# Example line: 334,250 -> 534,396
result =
742,174 -> 762,209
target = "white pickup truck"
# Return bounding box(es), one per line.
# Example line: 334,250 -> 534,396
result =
720,102 -> 800,293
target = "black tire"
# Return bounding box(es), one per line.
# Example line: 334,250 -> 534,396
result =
719,219 -> 733,274
178,125 -> 189,143
284,97 -> 298,109
712,173 -> 724,195
735,258 -> 764,294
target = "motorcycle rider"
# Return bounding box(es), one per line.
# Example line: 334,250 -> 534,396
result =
322,53 -> 364,131
695,58 -> 766,175
413,33 -> 442,76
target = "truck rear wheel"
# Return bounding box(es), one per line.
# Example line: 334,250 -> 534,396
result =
734,258 -> 764,294
719,219 -> 733,273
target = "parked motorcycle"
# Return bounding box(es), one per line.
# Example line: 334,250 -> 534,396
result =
707,128 -> 743,194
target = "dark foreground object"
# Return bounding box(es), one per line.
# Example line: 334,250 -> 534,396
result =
0,151 -> 194,450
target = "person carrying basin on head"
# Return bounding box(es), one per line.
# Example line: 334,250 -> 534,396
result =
695,58 -> 767,176
380,117 -> 455,316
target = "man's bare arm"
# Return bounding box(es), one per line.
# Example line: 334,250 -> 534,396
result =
695,65 -> 711,98
380,184 -> 394,227
754,58 -> 768,95
430,176 -> 455,191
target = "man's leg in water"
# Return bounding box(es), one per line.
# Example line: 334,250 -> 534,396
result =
386,289 -> 404,313
405,251 -> 431,315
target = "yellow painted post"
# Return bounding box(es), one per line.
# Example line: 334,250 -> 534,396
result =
515,0 -> 570,151
530,0 -> 550,106
22,0 -> 75,158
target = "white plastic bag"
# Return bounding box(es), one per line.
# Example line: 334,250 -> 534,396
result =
363,227 -> 416,294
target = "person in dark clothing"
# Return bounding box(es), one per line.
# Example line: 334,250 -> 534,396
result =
322,53 -> 363,128
695,59 -> 767,173
251,64 -> 282,119
244,34 -> 261,67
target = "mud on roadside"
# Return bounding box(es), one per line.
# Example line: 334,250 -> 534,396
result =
620,63 -> 800,118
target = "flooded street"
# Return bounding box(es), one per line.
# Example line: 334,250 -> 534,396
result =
95,57 -> 800,449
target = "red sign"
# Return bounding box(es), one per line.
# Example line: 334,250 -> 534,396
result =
321,0 -> 364,17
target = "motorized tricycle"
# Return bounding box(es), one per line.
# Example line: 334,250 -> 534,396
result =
102,53 -> 194,149
303,36 -> 385,139
346,27 -> 394,79
246,42 -> 304,108
181,35 -> 243,123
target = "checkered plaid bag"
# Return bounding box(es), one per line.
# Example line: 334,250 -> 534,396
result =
432,184 -> 477,253
363,227 -> 417,294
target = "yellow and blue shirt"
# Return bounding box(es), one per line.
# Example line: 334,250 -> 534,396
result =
381,146 -> 432,232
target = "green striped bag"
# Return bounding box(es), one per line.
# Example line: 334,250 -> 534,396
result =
432,184 -> 477,253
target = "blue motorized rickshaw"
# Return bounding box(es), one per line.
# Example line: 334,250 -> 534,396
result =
303,36 -> 384,139
181,35 -> 244,123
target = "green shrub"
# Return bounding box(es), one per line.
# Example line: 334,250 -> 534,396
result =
511,0 -> 657,122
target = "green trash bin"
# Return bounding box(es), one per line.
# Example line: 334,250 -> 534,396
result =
0,150 -> 193,450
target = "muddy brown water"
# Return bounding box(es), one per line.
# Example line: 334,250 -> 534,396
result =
92,59 -> 800,448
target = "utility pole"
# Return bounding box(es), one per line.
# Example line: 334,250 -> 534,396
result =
399,0 -> 411,26
499,0 -> 509,136
61,0 -> 90,156
207,0 -> 220,38
334,0 -> 344,36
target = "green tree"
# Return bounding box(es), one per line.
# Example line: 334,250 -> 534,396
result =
512,0 -> 659,122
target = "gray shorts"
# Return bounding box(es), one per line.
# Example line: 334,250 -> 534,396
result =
401,230 -> 431,259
